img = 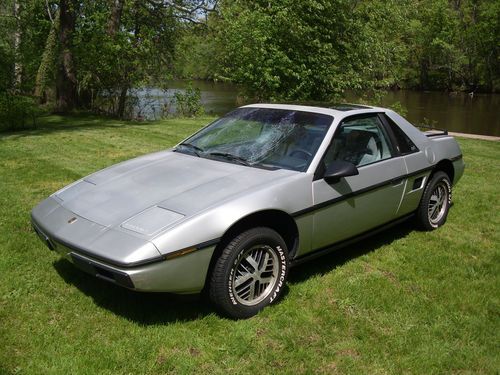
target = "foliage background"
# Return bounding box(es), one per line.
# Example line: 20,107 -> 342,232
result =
206,0 -> 500,100
0,0 -> 498,127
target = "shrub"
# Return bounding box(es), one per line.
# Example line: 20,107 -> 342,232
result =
173,84 -> 204,117
0,93 -> 42,132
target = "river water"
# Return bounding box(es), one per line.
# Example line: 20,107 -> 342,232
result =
134,81 -> 500,136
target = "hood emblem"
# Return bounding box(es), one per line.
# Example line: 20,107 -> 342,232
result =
67,217 -> 77,224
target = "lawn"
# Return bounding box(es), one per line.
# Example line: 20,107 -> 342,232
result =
0,115 -> 498,374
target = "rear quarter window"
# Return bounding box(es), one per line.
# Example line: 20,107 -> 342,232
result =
384,115 -> 419,154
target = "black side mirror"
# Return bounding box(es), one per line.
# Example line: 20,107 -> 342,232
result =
323,161 -> 359,184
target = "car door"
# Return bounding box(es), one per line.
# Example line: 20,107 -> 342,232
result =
311,114 -> 407,250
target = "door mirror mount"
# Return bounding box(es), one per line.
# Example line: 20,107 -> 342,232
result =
323,161 -> 359,184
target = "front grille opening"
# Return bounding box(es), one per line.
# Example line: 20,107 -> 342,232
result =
70,253 -> 135,289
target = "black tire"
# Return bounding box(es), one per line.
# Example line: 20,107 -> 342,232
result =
208,227 -> 289,319
416,171 -> 452,231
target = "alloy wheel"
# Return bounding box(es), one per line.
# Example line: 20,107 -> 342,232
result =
231,245 -> 279,306
428,181 -> 449,225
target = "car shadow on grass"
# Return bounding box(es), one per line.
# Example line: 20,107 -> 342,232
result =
53,219 -> 415,324
53,259 -> 213,324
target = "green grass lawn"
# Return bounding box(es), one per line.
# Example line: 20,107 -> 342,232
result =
0,115 -> 498,374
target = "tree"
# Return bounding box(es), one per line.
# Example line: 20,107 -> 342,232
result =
55,0 -> 78,111
72,0 -> 217,117
0,0 -> 15,92
107,0 -> 127,117
402,0 -> 499,91
34,7 -> 59,101
107,0 -> 124,37
13,0 -> 21,92
212,0 -> 382,100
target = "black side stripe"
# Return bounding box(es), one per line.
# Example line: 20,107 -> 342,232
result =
292,165 -> 434,218
171,159 -> 461,253
196,238 -> 221,250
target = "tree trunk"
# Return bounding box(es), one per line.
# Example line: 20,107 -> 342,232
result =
108,0 -> 126,117
13,0 -> 21,92
107,0 -> 125,37
55,0 -> 78,112
117,86 -> 128,118
419,59 -> 429,90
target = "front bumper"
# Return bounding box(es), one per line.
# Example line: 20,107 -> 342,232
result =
33,221 -> 215,293
31,199 -> 216,294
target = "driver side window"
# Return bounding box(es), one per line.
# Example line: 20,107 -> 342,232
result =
324,115 -> 393,169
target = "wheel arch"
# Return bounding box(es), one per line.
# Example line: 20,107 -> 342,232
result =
432,159 -> 454,184
203,209 -> 299,289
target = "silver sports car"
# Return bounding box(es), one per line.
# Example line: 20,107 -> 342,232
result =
31,104 -> 464,318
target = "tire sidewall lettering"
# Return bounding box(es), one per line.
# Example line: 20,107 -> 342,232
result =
228,267 -> 237,305
269,245 -> 287,304
443,178 -> 452,205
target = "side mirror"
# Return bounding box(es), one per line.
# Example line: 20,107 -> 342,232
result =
323,161 -> 359,184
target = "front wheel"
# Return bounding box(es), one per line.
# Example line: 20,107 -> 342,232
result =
416,171 -> 452,230
208,227 -> 289,319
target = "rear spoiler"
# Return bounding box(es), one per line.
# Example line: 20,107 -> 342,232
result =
417,125 -> 449,137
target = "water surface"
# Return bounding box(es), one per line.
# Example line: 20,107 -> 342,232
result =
135,81 -> 500,136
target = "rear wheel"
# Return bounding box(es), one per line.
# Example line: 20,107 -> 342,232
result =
416,171 -> 452,230
209,227 -> 289,319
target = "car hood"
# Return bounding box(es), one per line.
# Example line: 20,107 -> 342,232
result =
54,150 -> 295,229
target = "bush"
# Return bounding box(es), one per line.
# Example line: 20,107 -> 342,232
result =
0,93 -> 42,132
173,84 -> 204,117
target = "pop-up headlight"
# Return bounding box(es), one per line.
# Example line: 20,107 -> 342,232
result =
121,206 -> 184,236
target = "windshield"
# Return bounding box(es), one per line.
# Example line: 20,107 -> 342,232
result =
176,108 -> 333,171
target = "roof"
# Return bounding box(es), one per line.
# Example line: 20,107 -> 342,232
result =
242,103 -> 381,117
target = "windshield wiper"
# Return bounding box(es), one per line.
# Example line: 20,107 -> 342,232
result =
175,142 -> 204,157
207,152 -> 251,166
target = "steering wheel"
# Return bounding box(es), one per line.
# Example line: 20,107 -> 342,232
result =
289,148 -> 313,159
